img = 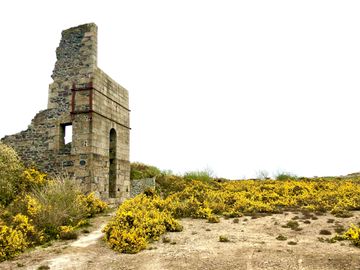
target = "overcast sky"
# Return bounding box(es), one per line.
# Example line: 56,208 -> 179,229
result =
1,1 -> 360,179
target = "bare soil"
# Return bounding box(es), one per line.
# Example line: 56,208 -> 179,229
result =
1,211 -> 360,270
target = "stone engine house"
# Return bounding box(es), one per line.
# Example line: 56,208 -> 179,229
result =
1,23 -> 130,201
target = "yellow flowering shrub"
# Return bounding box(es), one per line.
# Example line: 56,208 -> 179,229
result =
0,224 -> 28,262
103,194 -> 182,253
105,175 -> 360,254
0,213 -> 45,261
75,219 -> 90,228
20,168 -> 48,192
58,225 -> 78,240
341,224 -> 360,247
24,195 -> 42,217
12,214 -> 35,237
77,192 -> 108,217
59,225 -> 74,233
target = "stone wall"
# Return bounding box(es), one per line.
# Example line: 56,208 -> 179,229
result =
130,178 -> 156,197
1,23 -> 130,202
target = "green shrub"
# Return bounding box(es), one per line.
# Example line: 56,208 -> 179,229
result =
334,225 -> 345,234
276,234 -> 287,241
156,174 -> 188,197
275,171 -> 297,181
207,215 -> 220,223
162,236 -> 171,243
219,235 -> 230,242
319,229 -> 332,235
0,142 -> 24,206
183,169 -> 214,182
130,162 -> 161,180
282,221 -> 300,230
26,178 -> 87,238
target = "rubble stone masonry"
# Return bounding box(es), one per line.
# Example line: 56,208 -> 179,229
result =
1,23 -> 130,202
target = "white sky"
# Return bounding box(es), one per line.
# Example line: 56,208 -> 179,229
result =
1,1 -> 360,179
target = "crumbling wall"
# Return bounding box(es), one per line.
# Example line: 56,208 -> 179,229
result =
130,177 -> 156,197
1,23 -> 130,202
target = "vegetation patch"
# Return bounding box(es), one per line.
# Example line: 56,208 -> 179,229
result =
104,162 -> 360,254
233,218 -> 240,224
282,221 -> 301,231
162,236 -> 171,243
319,229 -> 332,236
0,142 -> 108,262
334,225 -> 345,234
102,193 -> 183,254
219,235 -> 230,242
276,234 -> 287,241
207,215 -> 220,223
334,224 -> 360,247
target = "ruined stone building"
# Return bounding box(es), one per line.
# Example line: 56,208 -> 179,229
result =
1,23 -> 130,202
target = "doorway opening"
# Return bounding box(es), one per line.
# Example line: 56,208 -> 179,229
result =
109,128 -> 117,198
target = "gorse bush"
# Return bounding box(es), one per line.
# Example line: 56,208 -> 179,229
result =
103,193 -> 182,253
77,192 -> 108,217
0,223 -> 28,261
339,224 -> 360,246
58,225 -> 78,240
0,213 -> 44,262
20,168 -> 48,192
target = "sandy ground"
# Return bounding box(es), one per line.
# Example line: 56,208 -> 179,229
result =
1,211 -> 360,270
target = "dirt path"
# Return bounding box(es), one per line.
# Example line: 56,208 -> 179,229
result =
2,211 -> 360,270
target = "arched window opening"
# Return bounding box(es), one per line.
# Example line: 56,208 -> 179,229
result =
109,128 -> 117,198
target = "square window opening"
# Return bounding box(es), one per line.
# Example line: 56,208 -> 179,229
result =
60,123 -> 72,152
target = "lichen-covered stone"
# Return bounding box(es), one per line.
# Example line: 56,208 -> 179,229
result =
1,23 -> 130,202
130,178 -> 156,197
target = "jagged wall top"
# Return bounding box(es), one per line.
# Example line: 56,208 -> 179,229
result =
51,23 -> 98,81
48,23 -> 98,111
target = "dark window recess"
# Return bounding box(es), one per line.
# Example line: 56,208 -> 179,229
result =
109,128 -> 117,198
79,160 -> 86,166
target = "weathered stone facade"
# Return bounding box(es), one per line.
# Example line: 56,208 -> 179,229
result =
130,177 -> 156,197
1,23 -> 130,202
